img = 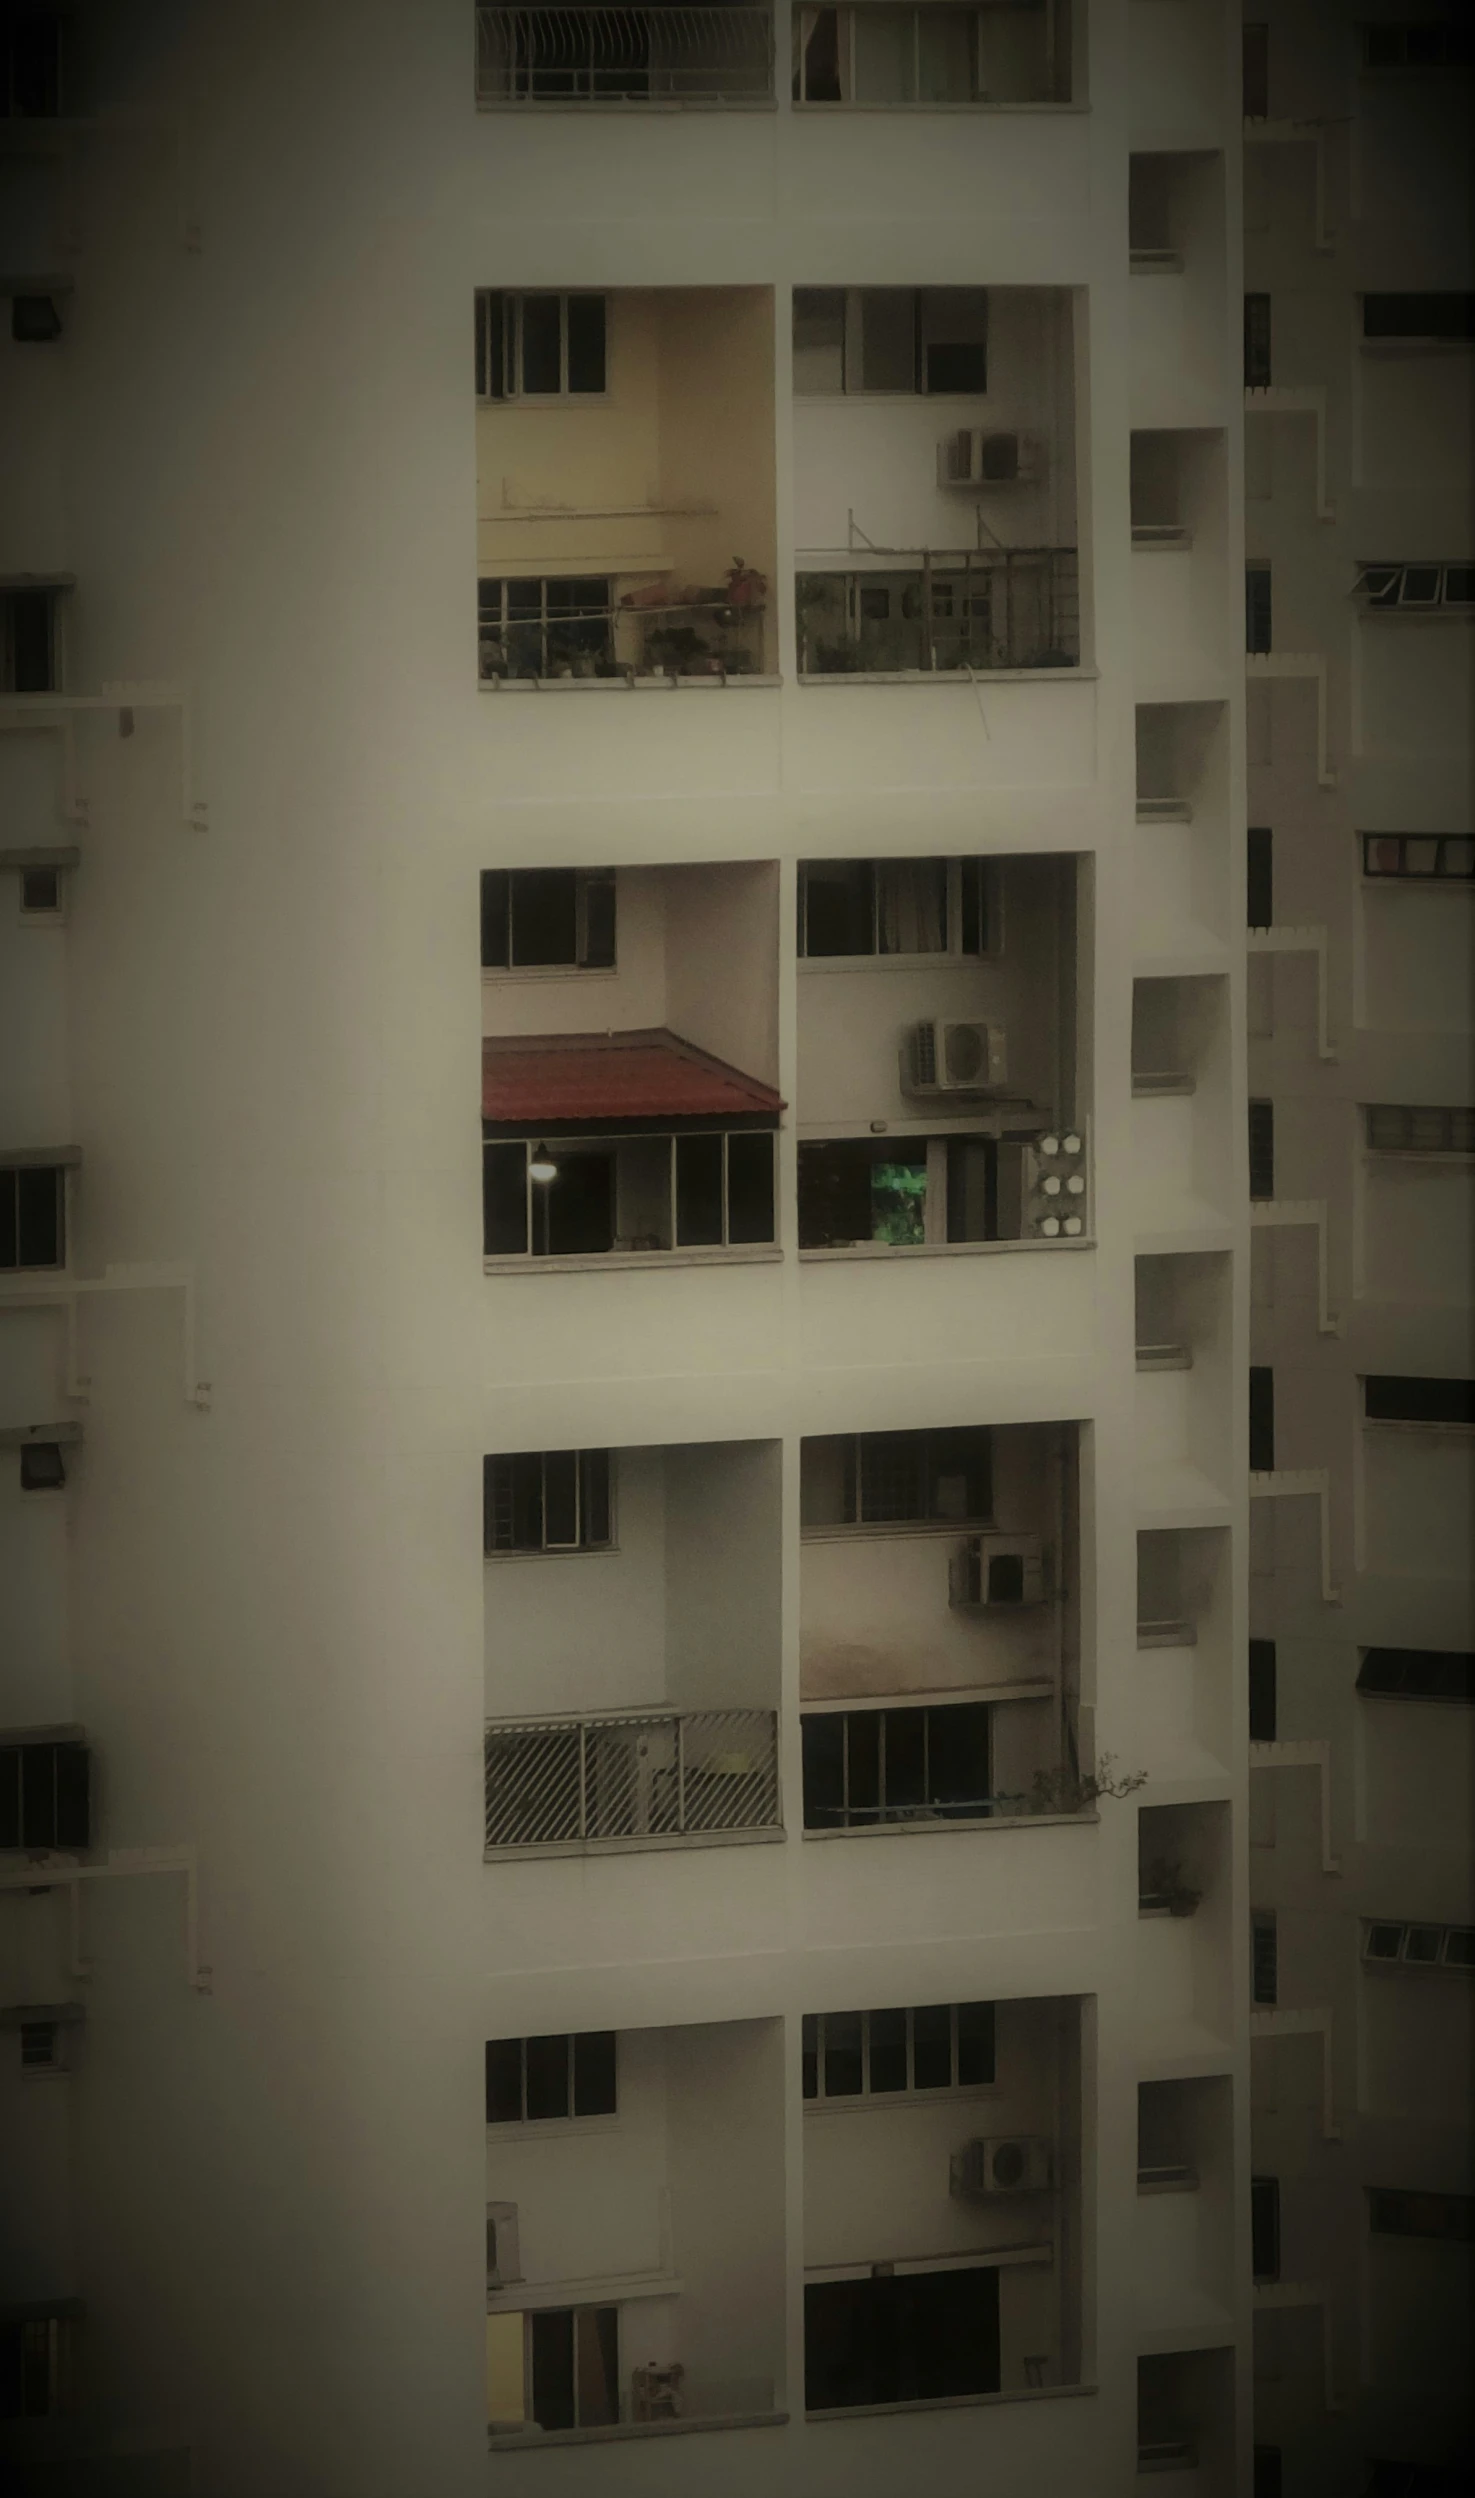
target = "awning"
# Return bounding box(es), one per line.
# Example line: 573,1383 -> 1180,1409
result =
482,1027 -> 783,1130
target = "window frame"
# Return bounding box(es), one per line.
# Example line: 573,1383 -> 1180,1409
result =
0,586 -> 58,694
482,1128 -> 778,1261
477,576 -> 617,680
802,2001 -> 998,2103
483,1450 -> 615,1558
1368,2188 -> 1475,2242
1362,1919 -> 1475,1970
1250,2174 -> 1281,2283
1248,1099 -> 1275,1200
1361,834 -> 1475,883
1361,293 -> 1475,346
1251,1910 -> 1278,2006
1244,291 -> 1272,388
804,1427 -> 996,1533
0,1163 -> 66,1272
485,2030 -> 619,2126
797,855 -> 998,964
800,1697 -> 995,1830
476,290 -> 609,403
480,866 -> 617,975
1364,1105 -> 1475,1155
1356,562 -> 1475,611
1362,1375 -> 1475,1430
792,286 -> 989,398
1357,1648 -> 1475,1704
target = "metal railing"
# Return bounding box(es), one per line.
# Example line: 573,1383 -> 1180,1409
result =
485,1707 -> 780,1849
797,549 -> 1079,675
476,6 -> 775,103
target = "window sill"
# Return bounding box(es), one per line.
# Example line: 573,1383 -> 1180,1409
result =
477,99 -> 778,115
801,1520 -> 995,1545
797,953 -> 999,975
480,673 -> 782,693
489,2411 -> 789,2452
798,1236 -> 1092,1261
806,2083 -> 1001,2118
806,2380 -> 1095,2425
484,1246 -> 783,1276
803,1811 -> 1097,1843
1362,1417 -> 1475,1437
483,1546 -> 619,1564
791,99 -> 1083,114
797,665 -> 1092,687
482,966 -> 618,986
485,1825 -> 786,1863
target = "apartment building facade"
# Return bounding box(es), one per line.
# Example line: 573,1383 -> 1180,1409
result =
1241,6 -> 1475,2495
1,3 -> 1253,2492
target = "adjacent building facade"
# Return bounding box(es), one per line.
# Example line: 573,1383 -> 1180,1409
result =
1241,5 -> 1475,2493
2,0 -> 1273,2490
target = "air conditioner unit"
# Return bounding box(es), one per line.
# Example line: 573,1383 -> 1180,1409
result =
937,429 -> 1040,490
951,2134 -> 1053,2198
903,1019 -> 1007,1097
949,1532 -> 1046,1610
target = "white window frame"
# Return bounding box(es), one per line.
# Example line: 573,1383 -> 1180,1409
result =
477,291 -> 609,403
483,1451 -> 615,1557
486,2030 -> 620,2126
1362,1919 -> 1475,1970
488,1130 -> 777,1260
481,866 -> 617,978
792,286 -> 989,398
797,855 -> 1001,966
802,2001 -> 998,2104
1360,834 -> 1475,883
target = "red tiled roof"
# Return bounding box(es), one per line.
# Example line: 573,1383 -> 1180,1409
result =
482,1027 -> 784,1127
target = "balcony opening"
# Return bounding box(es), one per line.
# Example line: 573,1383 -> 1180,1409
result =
0,586 -> 61,694
475,2 -> 776,107
1137,2347 -> 1234,2479
486,2018 -> 785,2439
804,1994 -> 1084,2406
475,288 -> 776,681
793,0 -> 1072,106
797,852 -> 1087,1250
484,1436 -> 781,1853
0,1161 -> 64,1270
0,1734 -> 91,1852
793,287 -> 1079,675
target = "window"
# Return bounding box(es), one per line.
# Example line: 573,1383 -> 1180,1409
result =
1242,21 -> 1268,115
798,856 -> 993,958
1364,1376 -> 1475,1427
11,291 -> 62,344
792,3 -> 1066,106
1249,1367 -> 1275,1472
0,2317 -> 66,2421
1246,564 -> 1272,654
19,1442 -> 66,1492
19,867 -> 61,914
1357,563 -> 1475,609
802,1701 -> 992,1829
1362,22 -> 1475,67
1362,833 -> 1475,881
1368,2189 -> 1475,2242
799,1135 -> 1005,1250
0,1164 -> 63,1270
1248,1100 -> 1275,1200
1368,2467 -> 1475,2498
805,2263 -> 1000,2412
1363,1921 -> 1475,1970
792,287 -> 988,395
485,2031 -> 617,2123
480,868 -> 615,971
1363,294 -> 1475,344
483,1131 -> 775,1258
1366,1105 -> 1475,1154
1,588 -> 56,693
818,1428 -> 994,1527
798,553 -> 1079,674
1,13 -> 65,117
802,2001 -> 995,2099
0,1740 -> 90,1851
19,2019 -> 62,2071
478,577 -> 614,680
1251,2176 -> 1281,2281
475,291 -> 607,400
1249,1640 -> 1277,1741
1244,293 -> 1272,387
1358,1648 -> 1475,1703
1253,2448 -> 1283,2498
483,1451 -> 612,1554
1252,1911 -> 1278,2006
518,2305 -> 619,2431
1247,827 -> 1273,928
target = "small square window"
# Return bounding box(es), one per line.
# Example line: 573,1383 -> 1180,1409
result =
19,1443 -> 66,1492
1404,838 -> 1441,875
1400,567 -> 1441,606
1403,1925 -> 1443,1964
1442,1928 -> 1475,1968
20,2021 -> 62,2070
20,868 -> 61,913
1444,567 -> 1475,606
1364,1923 -> 1405,1960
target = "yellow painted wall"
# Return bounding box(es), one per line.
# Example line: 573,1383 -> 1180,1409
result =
485,2311 -> 525,2426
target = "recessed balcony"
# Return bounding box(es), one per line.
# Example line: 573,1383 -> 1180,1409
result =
475,3 -> 776,107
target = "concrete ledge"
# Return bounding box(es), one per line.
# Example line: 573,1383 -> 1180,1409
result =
489,2409 -> 789,2452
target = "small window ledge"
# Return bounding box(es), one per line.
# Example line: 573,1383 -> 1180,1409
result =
790,99 -> 1085,115
803,1811 -> 1097,1844
490,2410 -> 789,2452
799,1236 -> 1092,1262
485,1246 -> 783,1277
798,665 -> 1092,688
806,2379 -> 1096,2426
480,673 -> 782,694
485,1825 -> 786,1864
477,99 -> 778,115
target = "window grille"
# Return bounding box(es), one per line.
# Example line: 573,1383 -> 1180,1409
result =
1365,1105 -> 1475,1153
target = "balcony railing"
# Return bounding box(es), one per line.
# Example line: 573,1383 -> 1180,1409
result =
797,550 -> 1079,675
484,1707 -> 780,1850
476,6 -> 775,104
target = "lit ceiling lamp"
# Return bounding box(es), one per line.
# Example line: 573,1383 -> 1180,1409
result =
528,1142 -> 558,1183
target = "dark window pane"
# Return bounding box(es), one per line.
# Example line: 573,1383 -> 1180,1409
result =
1358,1647 -> 1475,1703
511,869 -> 578,967
882,1709 -> 926,1812
15,1167 -> 60,1267
858,289 -> 917,390
920,288 -> 988,395
581,870 -> 615,968
1253,2447 -> 1283,2498
507,1452 -> 544,1551
846,1711 -> 881,1821
802,2013 -> 819,2099
867,2008 -> 908,2094
486,2038 -> 524,2123
575,2306 -> 619,2426
0,1171 -> 16,1268
1363,293 -> 1475,342
519,295 -> 562,393
925,339 -> 987,392
543,1450 -> 579,1547
1365,1375 -> 1475,1426
566,296 -> 606,393
20,867 -> 60,910
20,1744 -> 57,1847
896,2264 -> 999,2401
572,2031 -> 617,2117
858,1431 -> 924,1521
805,2277 -> 879,2411
824,2010 -> 864,2098
1243,22 -> 1268,115
1252,1914 -> 1278,2005
19,1442 -> 65,1492
726,1133 -> 774,1245
801,1714 -> 844,1829
529,2309 -> 576,2430
1248,1100 -> 1275,1200
796,16 -> 843,101
1249,1367 -> 1275,1471
579,1450 -> 611,1547
543,1150 -> 614,1256
912,2003 -> 952,2090
480,870 -> 510,968
957,2001 -> 996,2085
1249,1640 -> 1277,1741
675,1133 -> 724,1247
930,1703 -> 991,1814
961,856 -> 990,953
946,1136 -> 996,1245
926,1428 -> 992,1522
1246,566 -> 1272,654
803,860 -> 875,955
1247,826 -> 1273,928
52,1743 -> 88,1848
484,1142 -> 528,1257
525,2034 -> 571,2121
1251,2176 -> 1280,2280
798,1139 -> 874,1249
1244,293 -> 1272,387
8,590 -> 53,693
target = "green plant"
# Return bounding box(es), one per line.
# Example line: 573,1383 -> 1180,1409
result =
1139,1853 -> 1203,1917
1023,1751 -> 1148,1818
